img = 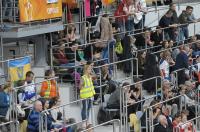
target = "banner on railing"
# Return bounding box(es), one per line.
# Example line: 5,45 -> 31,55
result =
8,56 -> 31,82
19,0 -> 62,22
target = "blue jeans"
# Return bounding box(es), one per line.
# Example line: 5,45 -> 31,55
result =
125,19 -> 134,34
180,26 -> 189,40
81,98 -> 92,120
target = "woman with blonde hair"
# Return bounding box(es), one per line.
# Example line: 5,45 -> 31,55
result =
80,63 -> 95,127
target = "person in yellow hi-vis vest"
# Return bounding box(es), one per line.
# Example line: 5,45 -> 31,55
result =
80,64 -> 95,125
40,69 -> 59,99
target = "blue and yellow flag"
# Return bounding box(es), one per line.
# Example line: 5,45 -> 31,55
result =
8,56 -> 31,82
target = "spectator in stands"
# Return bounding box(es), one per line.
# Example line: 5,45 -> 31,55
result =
129,78 -> 144,113
174,45 -> 190,85
79,64 -> 96,127
122,34 -> 134,75
135,0 -> 147,29
161,105 -> 173,132
144,30 -> 155,48
27,100 -> 42,132
0,83 -> 11,117
179,6 -> 197,40
54,43 -> 78,67
154,115 -> 171,132
100,15 -> 116,65
179,111 -> 194,132
162,80 -> 178,116
22,71 -> 37,102
191,36 -> 200,57
172,112 -> 182,130
185,80 -> 196,100
122,0 -> 136,33
49,98 -> 62,123
107,82 -> 136,111
143,54 -> 161,93
48,98 -> 77,132
151,26 -> 163,51
169,3 -> 178,24
40,69 -> 59,99
114,0 -> 134,33
27,99 -> 59,132
138,51 -> 146,76
84,31 -> 103,61
100,14 -> 113,42
160,51 -> 175,80
168,3 -> 179,41
159,10 -> 177,40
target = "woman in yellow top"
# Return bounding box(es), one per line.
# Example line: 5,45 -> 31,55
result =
79,63 -> 95,123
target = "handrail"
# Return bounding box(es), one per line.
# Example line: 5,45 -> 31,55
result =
0,56 -> 31,63
51,19 -> 200,51
147,94 -> 186,132
81,119 -> 121,132
63,21 -> 89,26
121,76 -> 162,132
152,39 -> 200,55
13,76 -> 59,90
40,97 -> 95,132
174,116 -> 200,132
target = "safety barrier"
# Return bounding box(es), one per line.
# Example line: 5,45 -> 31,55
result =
0,120 -> 19,132
39,98 -> 95,132
174,116 -> 200,132
120,76 -> 162,132
147,94 -> 186,132
81,119 -> 121,132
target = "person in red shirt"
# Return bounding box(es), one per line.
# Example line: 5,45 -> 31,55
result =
54,43 -> 76,68
172,112 -> 182,131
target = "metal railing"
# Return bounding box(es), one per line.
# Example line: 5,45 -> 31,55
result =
39,97 -> 95,132
147,94 -> 186,132
120,76 -> 162,132
81,119 -> 121,132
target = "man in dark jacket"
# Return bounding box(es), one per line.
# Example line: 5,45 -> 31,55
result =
167,3 -> 179,40
169,3 -> 178,24
159,10 -> 176,40
179,6 -> 197,40
154,115 -> 171,132
174,46 -> 190,85
27,100 -> 58,132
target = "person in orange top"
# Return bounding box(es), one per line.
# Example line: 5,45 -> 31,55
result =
40,69 -> 59,99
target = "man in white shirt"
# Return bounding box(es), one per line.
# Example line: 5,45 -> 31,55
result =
18,71 -> 36,105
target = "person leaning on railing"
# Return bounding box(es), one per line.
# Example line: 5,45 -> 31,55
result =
79,64 -> 96,128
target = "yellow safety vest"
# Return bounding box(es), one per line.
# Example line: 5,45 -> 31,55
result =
44,81 -> 51,98
80,75 -> 95,99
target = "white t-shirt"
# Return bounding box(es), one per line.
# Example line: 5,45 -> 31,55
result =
159,59 -> 170,79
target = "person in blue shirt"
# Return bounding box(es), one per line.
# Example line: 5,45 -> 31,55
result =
0,83 -> 11,117
27,100 -> 59,132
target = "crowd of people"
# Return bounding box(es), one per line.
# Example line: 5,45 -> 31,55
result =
0,0 -> 200,132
